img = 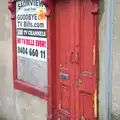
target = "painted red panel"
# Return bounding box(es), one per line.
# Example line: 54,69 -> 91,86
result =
51,0 -> 99,119
79,92 -> 93,119
59,115 -> 70,120
61,86 -> 70,112
55,0 -> 75,119
74,0 -> 99,120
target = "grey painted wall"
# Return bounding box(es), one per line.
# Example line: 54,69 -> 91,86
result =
112,0 -> 120,119
0,0 -> 47,120
99,0 -> 120,120
99,0 -> 108,119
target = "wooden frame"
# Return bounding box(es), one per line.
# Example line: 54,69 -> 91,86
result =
8,0 -> 52,101
8,0 -> 53,119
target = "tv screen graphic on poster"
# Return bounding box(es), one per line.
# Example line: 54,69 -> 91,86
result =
16,0 -> 47,62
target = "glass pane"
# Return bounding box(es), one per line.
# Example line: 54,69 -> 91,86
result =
16,0 -> 48,93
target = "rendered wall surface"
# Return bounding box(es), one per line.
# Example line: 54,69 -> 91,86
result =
0,0 -> 47,120
112,0 -> 120,119
99,0 -> 108,119
99,0 -> 120,120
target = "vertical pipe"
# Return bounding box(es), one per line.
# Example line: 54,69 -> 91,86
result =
106,0 -> 114,119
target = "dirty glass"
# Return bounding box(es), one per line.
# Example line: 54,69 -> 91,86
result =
16,0 -> 48,93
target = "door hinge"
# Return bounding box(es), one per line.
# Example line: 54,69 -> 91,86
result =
75,52 -> 80,64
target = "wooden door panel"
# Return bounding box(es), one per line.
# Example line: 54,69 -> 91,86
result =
75,91 -> 93,120
55,0 -> 75,119
53,0 -> 98,119
56,0 -> 74,72
79,0 -> 94,74
76,77 -> 93,92
60,85 -> 70,112
59,115 -> 70,120
79,92 -> 93,120
75,0 -> 98,120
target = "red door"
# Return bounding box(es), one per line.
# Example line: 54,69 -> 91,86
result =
55,0 -> 75,119
52,0 -> 98,119
74,0 -> 98,119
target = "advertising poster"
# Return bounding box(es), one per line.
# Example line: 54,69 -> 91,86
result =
16,0 -> 48,93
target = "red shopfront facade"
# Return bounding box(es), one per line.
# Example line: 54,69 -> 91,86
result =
8,0 -> 99,119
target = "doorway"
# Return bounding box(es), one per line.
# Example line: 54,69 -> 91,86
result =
50,0 -> 99,119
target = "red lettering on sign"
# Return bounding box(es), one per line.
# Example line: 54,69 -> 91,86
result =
17,38 -> 34,46
35,40 -> 46,47
22,38 -> 25,45
17,38 -> 46,47
17,38 -> 21,44
25,39 -> 34,46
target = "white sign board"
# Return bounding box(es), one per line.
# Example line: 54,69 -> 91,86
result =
16,0 -> 47,61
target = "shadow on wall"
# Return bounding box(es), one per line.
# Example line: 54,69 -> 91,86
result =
0,118 -> 8,120
99,0 -> 105,25
111,114 -> 120,120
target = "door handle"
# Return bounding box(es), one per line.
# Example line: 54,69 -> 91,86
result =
76,79 -> 83,86
75,52 -> 80,64
69,52 -> 74,63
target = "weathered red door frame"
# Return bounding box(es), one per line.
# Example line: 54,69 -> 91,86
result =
42,0 -> 54,119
